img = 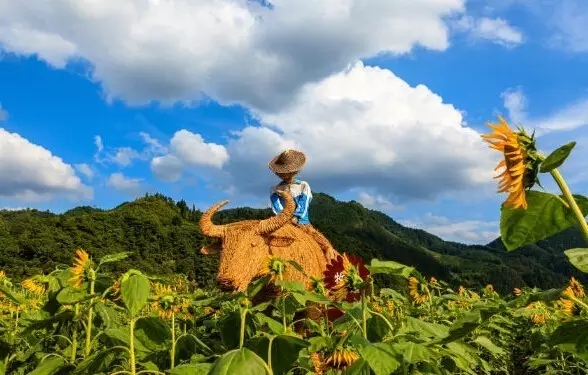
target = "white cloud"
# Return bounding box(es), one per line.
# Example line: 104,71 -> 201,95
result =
75,163 -> 94,180
500,86 -> 527,124
0,0 -> 466,112
140,132 -> 167,154
151,130 -> 229,182
400,213 -> 499,244
93,135 -> 104,163
357,192 -> 403,212
93,132 -> 167,167
106,172 -> 142,196
151,154 -> 185,182
111,147 -> 141,167
0,128 -> 92,201
455,16 -> 524,47
500,87 -> 588,135
217,62 -> 496,201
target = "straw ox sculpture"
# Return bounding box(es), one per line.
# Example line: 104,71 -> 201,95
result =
199,191 -> 339,294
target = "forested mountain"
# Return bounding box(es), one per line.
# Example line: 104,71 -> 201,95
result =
0,192 -> 585,293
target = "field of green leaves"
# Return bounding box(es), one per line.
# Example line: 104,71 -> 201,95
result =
0,248 -> 587,375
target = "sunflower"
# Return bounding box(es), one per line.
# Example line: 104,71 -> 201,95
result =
22,278 -> 46,296
524,301 -> 550,325
69,249 -> 92,288
323,253 -> 370,303
408,277 -> 429,305
558,297 -> 577,316
258,256 -> 287,284
326,348 -> 359,370
568,277 -> 585,298
558,286 -> 581,316
481,116 -> 541,209
150,282 -> 191,320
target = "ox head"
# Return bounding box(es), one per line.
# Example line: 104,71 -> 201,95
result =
199,191 -> 296,292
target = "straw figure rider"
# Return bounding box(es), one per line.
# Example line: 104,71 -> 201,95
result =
268,149 -> 338,262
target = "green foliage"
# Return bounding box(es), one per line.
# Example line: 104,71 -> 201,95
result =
0,251 -> 587,375
500,191 -> 588,250
120,270 -> 150,316
565,248 -> 588,273
539,142 -> 576,173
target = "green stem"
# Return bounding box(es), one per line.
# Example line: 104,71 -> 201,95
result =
367,309 -> 395,334
361,290 -> 368,340
323,303 -> 330,336
239,308 -> 248,349
267,335 -> 274,373
170,312 -> 176,370
71,304 -> 79,363
84,278 -> 95,358
279,272 -> 287,333
129,317 -> 137,375
550,168 -> 588,244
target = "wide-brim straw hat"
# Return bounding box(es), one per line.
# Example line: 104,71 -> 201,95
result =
268,149 -> 307,174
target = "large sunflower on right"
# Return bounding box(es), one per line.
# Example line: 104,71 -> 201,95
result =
481,116 -> 540,209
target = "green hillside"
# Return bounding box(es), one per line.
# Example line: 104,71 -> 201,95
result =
0,192 -> 585,293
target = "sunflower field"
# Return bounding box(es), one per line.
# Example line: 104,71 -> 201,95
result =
0,248 -> 587,375
1,116 -> 588,375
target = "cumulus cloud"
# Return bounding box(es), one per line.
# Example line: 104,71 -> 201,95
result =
454,16 -> 524,47
150,130 -> 229,181
106,172 -> 142,196
0,128 -> 92,201
0,0 -> 466,112
75,163 -> 94,180
400,213 -> 499,244
216,62 -> 496,201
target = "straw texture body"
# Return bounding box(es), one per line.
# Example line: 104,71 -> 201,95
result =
199,191 -> 340,294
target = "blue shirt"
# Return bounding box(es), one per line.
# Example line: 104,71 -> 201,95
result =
270,179 -> 312,225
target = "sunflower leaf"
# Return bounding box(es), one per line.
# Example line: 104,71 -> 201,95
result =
500,191 -> 588,251
367,259 -> 414,279
539,141 -> 576,173
120,270 -> 150,316
564,248 -> 588,273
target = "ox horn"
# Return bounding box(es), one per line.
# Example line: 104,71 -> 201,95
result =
200,200 -> 230,239
257,191 -> 296,235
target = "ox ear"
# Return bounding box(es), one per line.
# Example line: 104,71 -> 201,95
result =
201,241 -> 221,255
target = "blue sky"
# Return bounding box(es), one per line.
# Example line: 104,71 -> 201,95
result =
0,0 -> 587,244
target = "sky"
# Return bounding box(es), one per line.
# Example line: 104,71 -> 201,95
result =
0,0 -> 587,245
